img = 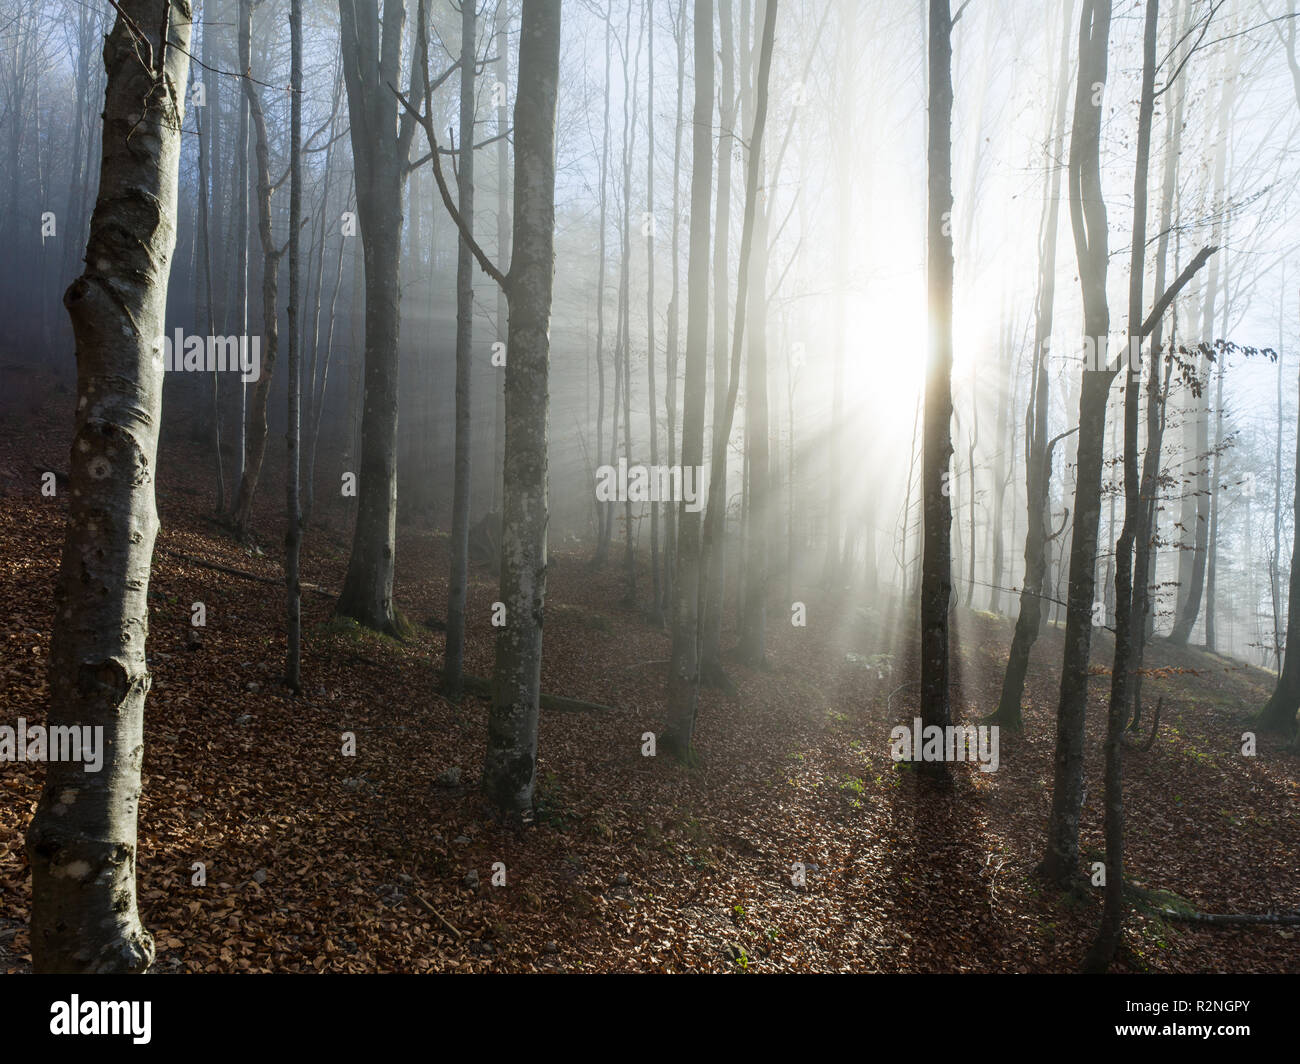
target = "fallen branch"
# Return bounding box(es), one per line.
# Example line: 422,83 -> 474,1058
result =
450,672 -> 624,715
410,892 -> 462,939
1129,884 -> 1300,925
1158,910 -> 1300,926
158,548 -> 335,598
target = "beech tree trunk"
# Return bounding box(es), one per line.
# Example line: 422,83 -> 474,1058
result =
663,0 -> 715,757
646,2 -> 662,620
443,0 -> 477,700
1086,0 -> 1158,974
285,0 -> 303,692
230,0 -> 282,540
482,0 -> 562,812
1169,55 -> 1233,645
739,146 -> 770,666
993,0 -> 1074,730
1042,0 -> 1113,887
26,0 -> 192,974
920,0 -> 956,780
593,7 -> 614,565
663,0 -> 686,615
701,0 -> 736,676
335,0 -> 422,633
1260,324 -> 1300,736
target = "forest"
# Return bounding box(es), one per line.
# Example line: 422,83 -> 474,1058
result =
0,0 -> 1298,987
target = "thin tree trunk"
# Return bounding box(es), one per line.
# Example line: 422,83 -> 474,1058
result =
1042,0 -> 1114,887
739,130 -> 770,666
1086,0 -> 1158,973
663,0 -> 687,615
701,0 -> 736,676
494,0 -> 511,516
920,0 -> 956,780
230,0 -> 283,540
646,1 -> 663,620
286,0 -> 303,692
664,0 -> 716,757
444,0 -> 478,700
992,0 -> 1075,729
594,5 -> 614,565
196,11 -> 224,512
1259,281 -> 1300,736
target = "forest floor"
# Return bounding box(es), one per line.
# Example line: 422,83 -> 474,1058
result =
1,368 -> 1298,973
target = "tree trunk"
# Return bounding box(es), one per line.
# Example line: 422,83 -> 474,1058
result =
992,0 -> 1075,730
1260,287 -> 1300,736
494,0 -> 511,517
618,2 -> 645,606
335,0 -> 422,634
1086,0 -> 1158,974
1042,0 -> 1113,888
285,0 -> 304,693
443,0 -> 478,700
701,0 -> 736,677
647,6 -> 665,621
739,144 -> 770,666
195,13 -> 224,513
482,0 -> 562,812
231,0 -> 283,540
1169,51 -> 1233,644
1129,0 -> 1189,723
27,0 -> 191,973
920,0 -> 956,781
663,0 -> 686,614
593,7 -> 613,565
663,0 -> 716,757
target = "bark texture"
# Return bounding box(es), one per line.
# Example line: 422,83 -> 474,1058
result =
27,0 -> 192,974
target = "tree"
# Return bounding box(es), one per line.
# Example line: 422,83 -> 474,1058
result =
401,0 -> 562,810
645,0 -> 663,621
481,0 -> 562,810
920,0 -> 956,781
616,0 -> 646,605
1260,287 -> 1300,737
1169,32 -> 1236,646
593,4 -> 615,565
334,0 -> 426,633
443,0 -> 479,701
662,0 -> 687,615
701,0 -> 736,680
195,4 -> 225,513
286,0 -> 304,693
697,0 -> 777,704
1042,0 -> 1113,887
26,0 -> 192,973
662,0 -> 714,758
229,0 -> 283,540
1086,0 -> 1158,973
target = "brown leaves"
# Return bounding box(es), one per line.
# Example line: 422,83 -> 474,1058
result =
1,381 -> 1298,973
